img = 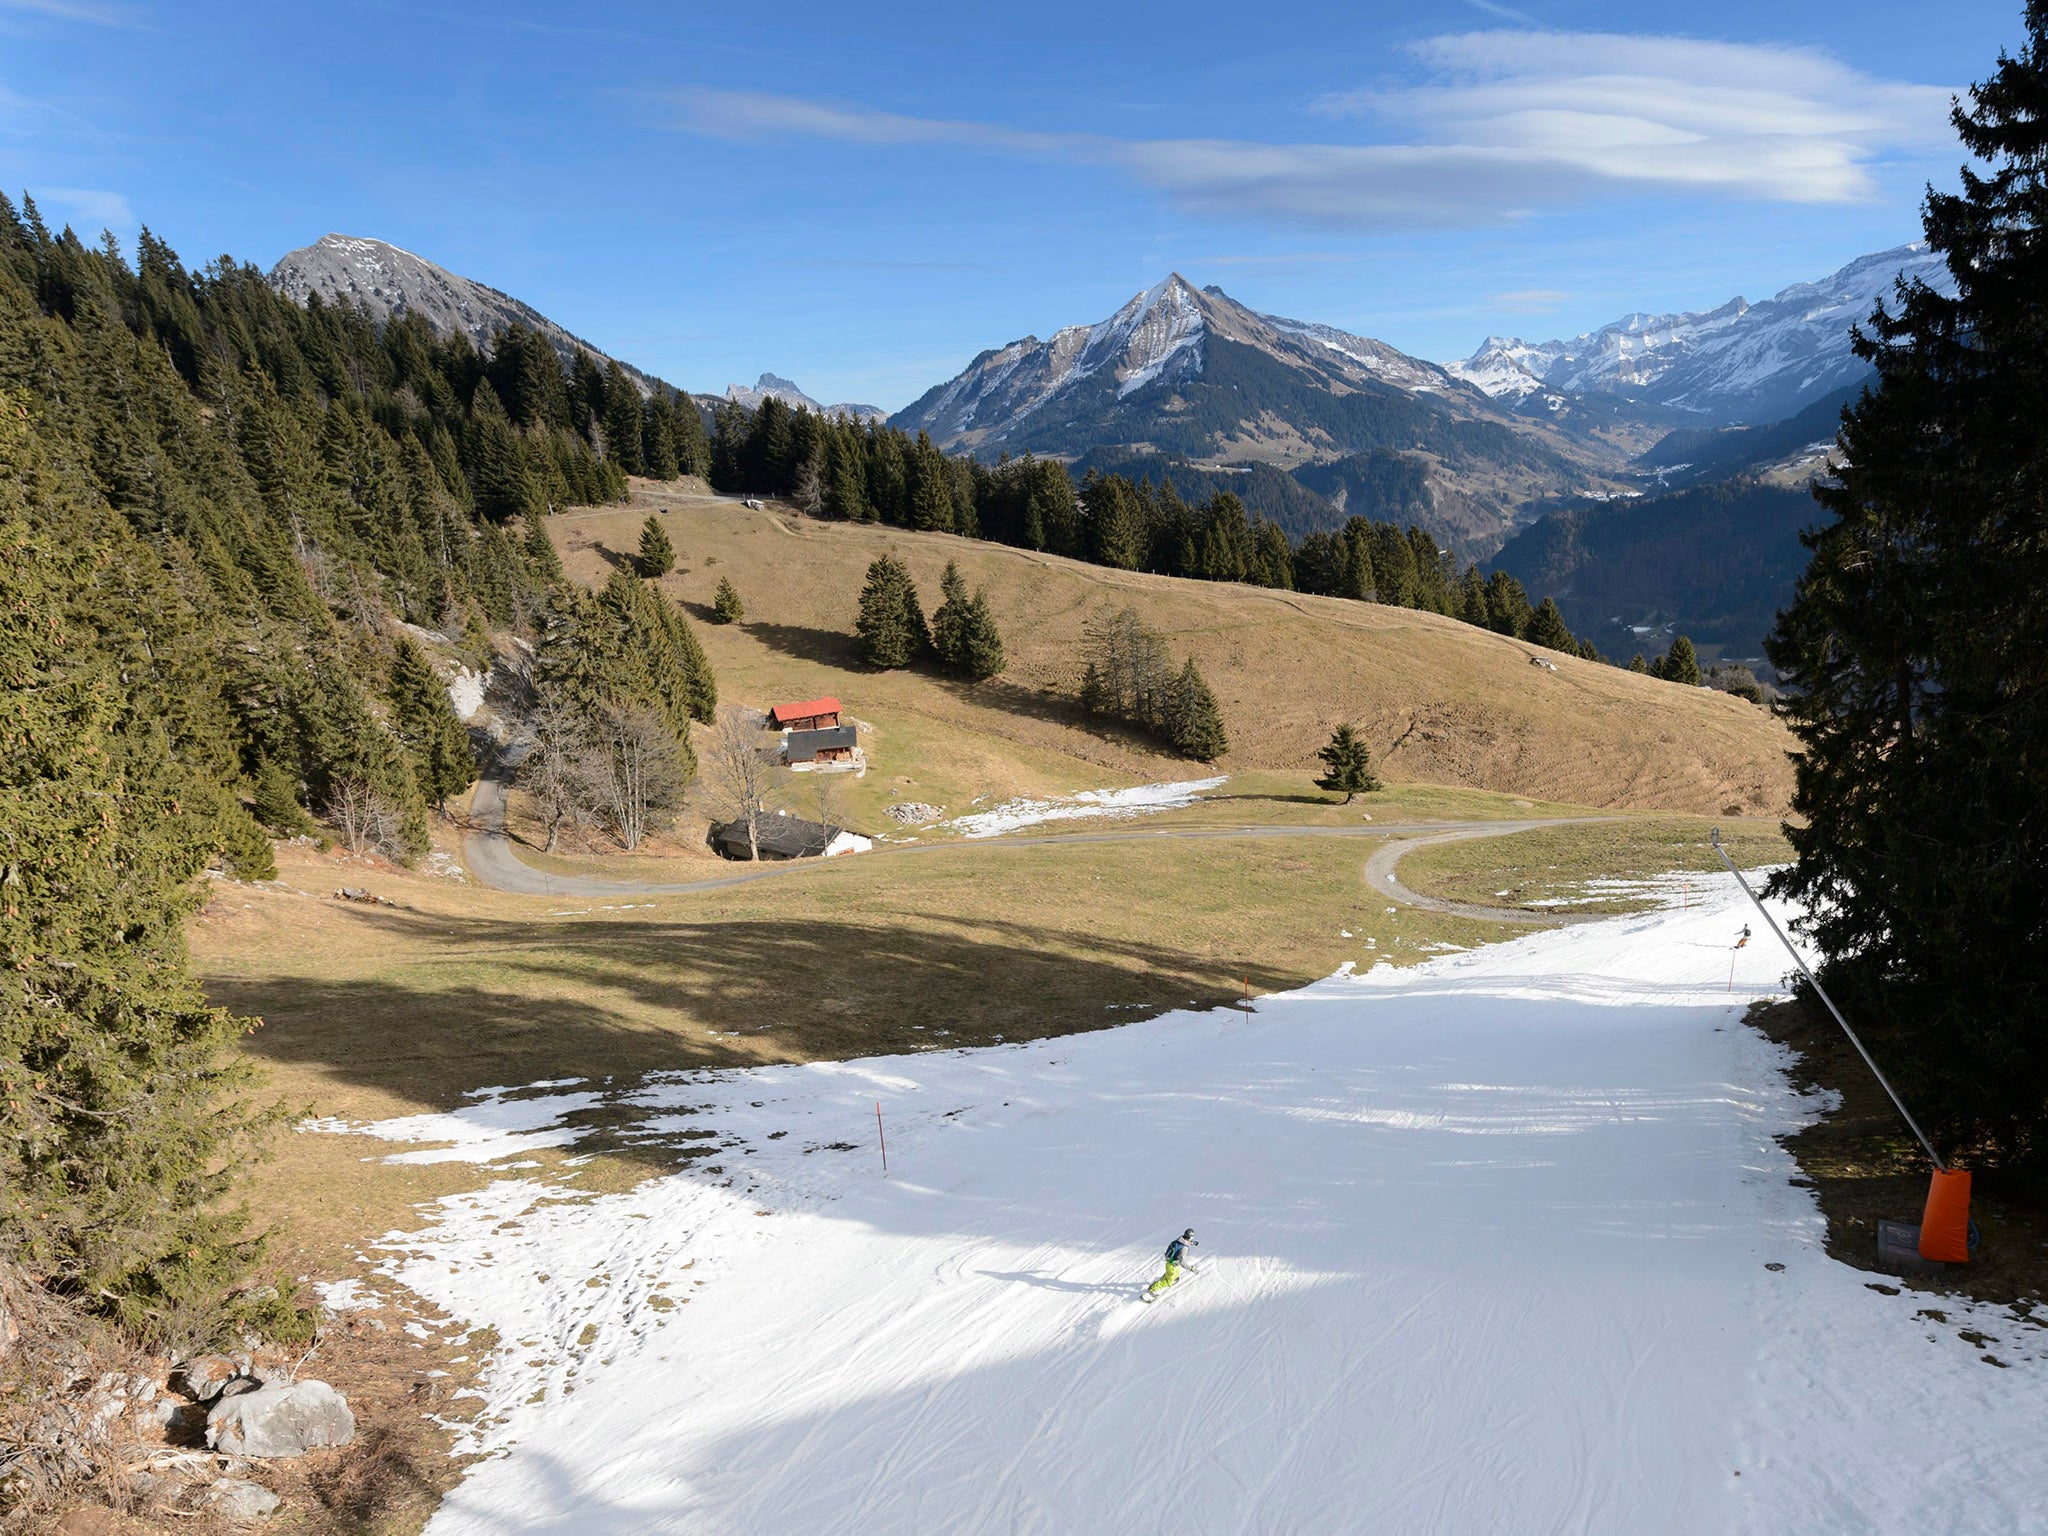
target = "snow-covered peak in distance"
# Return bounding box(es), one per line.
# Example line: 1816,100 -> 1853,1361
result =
724,372 -> 885,423
1447,244 -> 1953,425
891,273 -> 1463,450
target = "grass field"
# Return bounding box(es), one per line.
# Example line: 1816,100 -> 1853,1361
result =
541,479 -> 1795,852
1396,816 -> 1793,914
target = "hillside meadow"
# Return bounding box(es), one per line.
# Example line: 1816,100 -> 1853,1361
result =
542,479 -> 1794,869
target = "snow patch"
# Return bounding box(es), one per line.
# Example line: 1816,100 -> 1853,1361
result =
944,777 -> 1225,838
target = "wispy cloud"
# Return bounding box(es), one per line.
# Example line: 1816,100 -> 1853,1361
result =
0,0 -> 143,26
39,186 -> 134,230
667,31 -> 1955,230
1489,287 -> 1570,312
1462,0 -> 1539,24
1195,253 -> 1364,267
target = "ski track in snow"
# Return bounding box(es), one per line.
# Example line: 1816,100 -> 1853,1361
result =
336,879 -> 2048,1535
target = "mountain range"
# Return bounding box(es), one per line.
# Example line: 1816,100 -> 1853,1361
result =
265,230 -> 1945,647
889,273 -> 1628,551
1447,244 -> 1950,425
724,372 -> 885,423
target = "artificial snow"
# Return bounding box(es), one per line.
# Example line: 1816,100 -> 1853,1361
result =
943,776 -> 1226,838
337,881 -> 2046,1534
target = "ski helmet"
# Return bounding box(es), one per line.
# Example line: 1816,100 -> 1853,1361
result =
1182,1228 -> 1195,1239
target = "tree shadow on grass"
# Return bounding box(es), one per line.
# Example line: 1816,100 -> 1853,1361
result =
216,908 -> 1304,1177
736,620 -> 866,671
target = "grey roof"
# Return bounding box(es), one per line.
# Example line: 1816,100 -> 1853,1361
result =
785,725 -> 858,763
709,814 -> 840,860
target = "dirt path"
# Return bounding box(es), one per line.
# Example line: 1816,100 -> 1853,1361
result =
465,763 -> 1615,916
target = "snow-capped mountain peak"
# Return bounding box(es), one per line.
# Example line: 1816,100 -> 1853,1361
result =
1447,244 -> 1950,424
890,274 -> 1466,448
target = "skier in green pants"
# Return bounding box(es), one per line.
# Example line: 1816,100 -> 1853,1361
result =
1145,1228 -> 1199,1299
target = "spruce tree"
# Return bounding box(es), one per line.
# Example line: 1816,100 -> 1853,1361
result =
1628,653 -> 1649,674
0,422 -> 287,1346
1314,724 -> 1381,801
712,575 -> 745,624
388,636 -> 475,811
1765,3 -> 2048,1162
855,554 -> 927,668
954,590 -> 1006,680
1661,635 -> 1701,685
1527,596 -> 1577,653
1165,658 -> 1229,761
637,513 -> 676,578
930,560 -> 970,666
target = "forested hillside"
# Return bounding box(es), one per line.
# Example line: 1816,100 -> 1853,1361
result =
0,194 -> 717,1345
1493,479 -> 1818,660
709,394 -> 1600,656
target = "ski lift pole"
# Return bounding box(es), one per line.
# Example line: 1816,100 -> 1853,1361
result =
1709,828 -> 1944,1171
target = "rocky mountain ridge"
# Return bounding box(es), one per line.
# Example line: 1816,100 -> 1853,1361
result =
724,372 -> 885,422
268,233 -> 660,391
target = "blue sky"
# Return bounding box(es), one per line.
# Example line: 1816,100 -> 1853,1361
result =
0,0 -> 2020,409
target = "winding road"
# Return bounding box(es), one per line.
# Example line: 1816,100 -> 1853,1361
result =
464,760 -> 1615,924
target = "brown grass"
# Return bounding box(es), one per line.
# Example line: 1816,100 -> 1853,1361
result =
549,481 -> 1794,844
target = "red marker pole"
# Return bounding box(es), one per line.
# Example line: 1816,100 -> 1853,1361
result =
875,1101 -> 888,1176
1727,949 -> 1738,993
1242,975 -> 1250,1021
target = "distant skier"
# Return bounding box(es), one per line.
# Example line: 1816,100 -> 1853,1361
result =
1145,1228 -> 1199,1299
1736,924 -> 1752,949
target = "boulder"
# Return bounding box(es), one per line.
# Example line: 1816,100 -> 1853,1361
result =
171,1353 -> 242,1403
188,1477 -> 281,1522
206,1379 -> 355,1458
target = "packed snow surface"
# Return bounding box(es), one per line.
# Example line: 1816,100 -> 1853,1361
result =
347,883 -> 2046,1534
942,776 -> 1226,838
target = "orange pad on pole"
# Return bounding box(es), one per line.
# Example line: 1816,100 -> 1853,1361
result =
1918,1168 -> 1972,1263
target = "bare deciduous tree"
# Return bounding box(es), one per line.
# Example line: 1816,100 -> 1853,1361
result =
706,705 -> 774,860
581,705 -> 688,852
325,775 -> 401,858
516,690 -> 595,852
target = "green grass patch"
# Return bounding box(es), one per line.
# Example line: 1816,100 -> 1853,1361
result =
1397,816 -> 1791,914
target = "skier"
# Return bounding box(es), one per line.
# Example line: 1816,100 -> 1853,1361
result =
1736,924 -> 1752,949
1145,1228 -> 1199,1299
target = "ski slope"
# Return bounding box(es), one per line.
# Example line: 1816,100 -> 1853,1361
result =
352,881 -> 2047,1535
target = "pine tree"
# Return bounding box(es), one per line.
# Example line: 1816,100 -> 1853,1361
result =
1164,658 -> 1228,761
932,561 -> 1005,680
1628,653 -> 1649,674
1661,635 -> 1701,685
1527,596 -> 1577,653
637,514 -> 676,578
712,575 -> 745,624
388,636 -> 475,811
1765,4 -> 2048,1162
930,560 -> 969,665
0,416 -> 290,1346
954,590 -> 1006,681
855,554 -> 927,668
1314,724 -> 1381,801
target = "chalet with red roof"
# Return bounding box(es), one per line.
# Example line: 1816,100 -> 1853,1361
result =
768,695 -> 863,770
768,697 -> 841,731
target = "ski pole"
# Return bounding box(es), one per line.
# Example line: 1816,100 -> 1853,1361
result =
1709,829 -> 1945,1171
875,1101 -> 888,1176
